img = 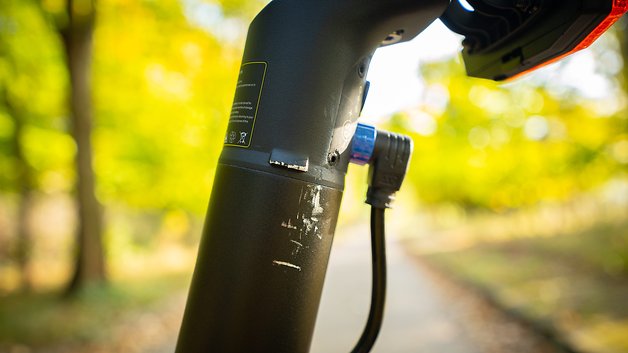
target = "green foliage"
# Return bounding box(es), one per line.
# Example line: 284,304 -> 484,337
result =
216,0 -> 270,18
385,48 -> 627,210
0,0 -> 268,213
0,0 -> 69,192
89,0 -> 268,214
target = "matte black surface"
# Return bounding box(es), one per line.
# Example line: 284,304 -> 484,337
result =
219,0 -> 449,189
176,164 -> 342,352
366,130 -> 412,209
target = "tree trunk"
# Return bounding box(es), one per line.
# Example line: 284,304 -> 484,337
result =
2,89 -> 35,292
60,0 -> 106,294
13,116 -> 35,292
15,187 -> 35,292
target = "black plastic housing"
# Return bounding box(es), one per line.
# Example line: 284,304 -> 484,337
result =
367,131 -> 413,209
441,0 -> 622,80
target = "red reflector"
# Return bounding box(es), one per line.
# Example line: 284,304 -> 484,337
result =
576,0 -> 628,51
510,0 -> 628,80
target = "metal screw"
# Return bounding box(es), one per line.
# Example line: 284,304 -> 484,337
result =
327,151 -> 340,166
358,63 -> 367,78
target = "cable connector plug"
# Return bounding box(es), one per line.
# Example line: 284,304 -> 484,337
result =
350,123 -> 413,209
366,130 -> 412,209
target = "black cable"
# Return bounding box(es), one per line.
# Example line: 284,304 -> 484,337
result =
351,207 -> 387,353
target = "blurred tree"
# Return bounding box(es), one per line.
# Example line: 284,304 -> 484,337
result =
39,0 -> 106,293
60,0 -> 106,293
0,74 -> 36,291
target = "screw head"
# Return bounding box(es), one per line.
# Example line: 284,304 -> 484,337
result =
327,151 -> 340,166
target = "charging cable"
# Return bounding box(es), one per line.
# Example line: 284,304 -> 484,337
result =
348,123 -> 412,353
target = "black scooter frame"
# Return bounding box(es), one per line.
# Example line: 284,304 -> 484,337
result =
175,1 -> 448,352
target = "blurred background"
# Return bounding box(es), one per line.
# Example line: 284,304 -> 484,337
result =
0,0 -> 626,352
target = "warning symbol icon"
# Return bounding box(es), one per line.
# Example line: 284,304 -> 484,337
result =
238,132 -> 248,144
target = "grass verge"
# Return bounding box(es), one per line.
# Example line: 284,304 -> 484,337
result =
0,272 -> 190,350
414,219 -> 628,353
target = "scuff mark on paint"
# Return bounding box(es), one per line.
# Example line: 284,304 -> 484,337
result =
269,159 -> 309,172
302,218 -> 314,234
310,185 -> 324,215
290,185 -> 327,240
272,260 -> 302,271
290,240 -> 303,256
281,219 -> 298,230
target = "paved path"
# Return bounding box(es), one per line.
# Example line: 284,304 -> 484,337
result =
310,225 -> 481,353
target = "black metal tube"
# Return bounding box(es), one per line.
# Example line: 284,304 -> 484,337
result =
176,165 -> 342,352
176,1 -> 448,352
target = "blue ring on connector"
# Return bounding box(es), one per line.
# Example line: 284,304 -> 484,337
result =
350,123 -> 377,165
